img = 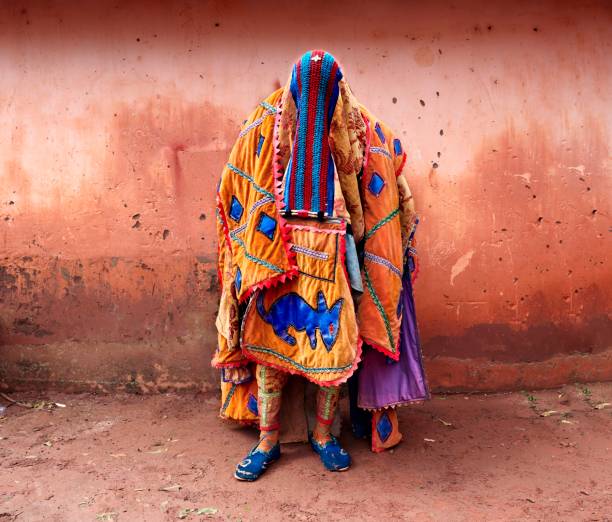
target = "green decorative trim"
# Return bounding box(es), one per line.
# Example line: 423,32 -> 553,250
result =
230,234 -> 284,274
260,390 -> 281,398
220,383 -> 237,414
258,365 -> 268,426
364,207 -> 400,240
260,101 -> 278,113
361,205 -> 399,352
245,344 -> 354,373
363,264 -> 395,352
319,387 -> 339,420
226,163 -> 275,199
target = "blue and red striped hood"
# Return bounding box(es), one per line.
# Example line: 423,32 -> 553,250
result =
283,50 -> 343,218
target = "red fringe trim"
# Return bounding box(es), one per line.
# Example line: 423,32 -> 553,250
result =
360,335 -> 401,362
238,268 -> 299,304
212,359 -> 250,369
395,151 -> 407,178
215,190 -> 234,287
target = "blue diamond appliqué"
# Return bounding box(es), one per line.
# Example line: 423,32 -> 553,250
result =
235,267 -> 242,292
256,134 -> 265,157
393,138 -> 403,155
229,196 -> 243,222
368,172 -> 385,196
256,213 -> 277,240
247,393 -> 258,415
374,122 -> 386,144
376,411 -> 393,443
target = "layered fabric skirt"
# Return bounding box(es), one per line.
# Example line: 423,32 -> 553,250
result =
357,267 -> 429,410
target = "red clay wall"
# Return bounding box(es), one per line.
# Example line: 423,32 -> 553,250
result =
1,1 -> 610,392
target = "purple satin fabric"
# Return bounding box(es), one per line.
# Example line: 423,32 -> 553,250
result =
357,269 -> 430,409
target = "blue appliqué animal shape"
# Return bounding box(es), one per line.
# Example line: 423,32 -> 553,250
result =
256,291 -> 343,351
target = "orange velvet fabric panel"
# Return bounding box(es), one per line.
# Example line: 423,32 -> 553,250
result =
356,110 -> 408,360
242,222 -> 360,386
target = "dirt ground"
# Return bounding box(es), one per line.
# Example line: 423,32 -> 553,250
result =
1,383 -> 611,522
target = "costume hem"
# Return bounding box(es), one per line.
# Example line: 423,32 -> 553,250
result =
242,337 -> 363,387
361,336 -> 401,362
218,413 -> 258,427
358,395 -> 430,411
212,359 -> 250,369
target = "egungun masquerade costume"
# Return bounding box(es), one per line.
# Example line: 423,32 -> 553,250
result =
215,50 -> 428,480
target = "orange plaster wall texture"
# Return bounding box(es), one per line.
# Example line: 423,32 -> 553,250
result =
0,0 -> 610,392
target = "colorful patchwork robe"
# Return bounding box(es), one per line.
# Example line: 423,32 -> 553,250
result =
214,50 -> 428,432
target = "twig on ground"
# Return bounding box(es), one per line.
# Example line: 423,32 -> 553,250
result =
0,392 -> 33,409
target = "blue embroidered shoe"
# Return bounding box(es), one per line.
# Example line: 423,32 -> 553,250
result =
234,441 -> 281,481
309,434 -> 351,472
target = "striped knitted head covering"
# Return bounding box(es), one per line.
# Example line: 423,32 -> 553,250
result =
283,50 -> 343,217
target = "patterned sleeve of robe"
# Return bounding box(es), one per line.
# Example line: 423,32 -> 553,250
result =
213,175 -> 248,368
